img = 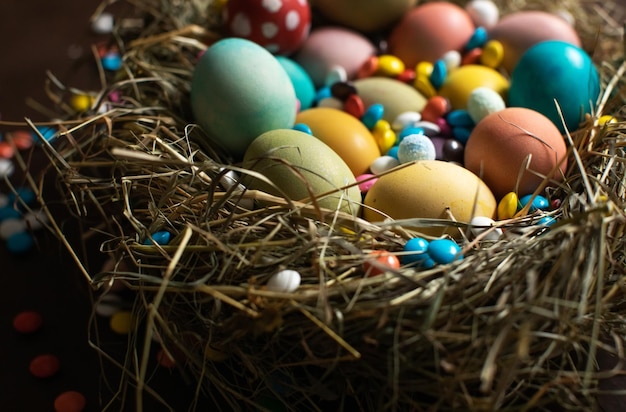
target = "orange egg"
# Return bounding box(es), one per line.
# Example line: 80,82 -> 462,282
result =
295,107 -> 381,176
464,107 -> 568,200
387,2 -> 475,67
488,11 -> 581,74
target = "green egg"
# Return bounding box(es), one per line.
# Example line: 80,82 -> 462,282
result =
191,38 -> 297,158
243,129 -> 361,216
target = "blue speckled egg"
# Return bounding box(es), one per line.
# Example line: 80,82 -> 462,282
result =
191,38 -> 297,158
508,40 -> 600,132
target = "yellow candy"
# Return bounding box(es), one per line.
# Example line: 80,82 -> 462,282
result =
598,115 -> 617,126
70,94 -> 94,112
480,40 -> 504,69
372,119 -> 397,153
110,311 -> 133,334
497,192 -> 519,220
375,55 -> 405,77
415,61 -> 434,78
413,74 -> 436,98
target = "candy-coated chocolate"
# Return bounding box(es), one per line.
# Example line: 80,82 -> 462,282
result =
13,310 -> 43,334
480,40 -> 504,68
344,94 -> 366,118
465,0 -> 499,28
376,55 -> 405,77
29,354 -> 60,378
427,238 -> 463,264
421,96 -> 450,123
497,192 -> 519,220
54,390 -> 87,412
402,237 -> 429,266
369,155 -> 400,174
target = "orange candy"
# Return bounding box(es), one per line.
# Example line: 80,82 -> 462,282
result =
54,391 -> 87,412
0,141 -> 14,159
13,310 -> 43,334
420,95 -> 450,123
363,251 -> 401,277
29,354 -> 60,378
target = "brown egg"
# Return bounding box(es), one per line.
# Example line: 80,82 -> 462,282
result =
363,160 -> 496,237
387,2 -> 475,67
464,107 -> 568,200
311,0 -> 417,32
488,11 -> 581,74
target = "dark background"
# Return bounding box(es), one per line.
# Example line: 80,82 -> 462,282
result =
0,1 -> 205,411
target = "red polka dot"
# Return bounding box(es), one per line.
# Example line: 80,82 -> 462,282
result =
54,391 -> 87,412
29,354 -> 60,378
13,310 -> 43,334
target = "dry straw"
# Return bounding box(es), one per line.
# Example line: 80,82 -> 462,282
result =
8,0 -> 626,410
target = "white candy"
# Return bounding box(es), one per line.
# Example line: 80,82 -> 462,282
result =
316,96 -> 344,110
95,293 -> 123,317
440,50 -> 461,71
397,134 -> 436,164
0,218 -> 27,240
465,0 -> 499,29
467,87 -> 506,124
392,111 -> 422,132
412,121 -> 441,137
0,159 -> 15,178
24,209 -> 48,231
92,12 -> 115,34
324,65 -> 348,87
266,269 -> 301,293
369,155 -> 400,174
469,216 -> 503,241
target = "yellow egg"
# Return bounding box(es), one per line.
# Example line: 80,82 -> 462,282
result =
243,129 -> 361,215
295,107 -> 380,176
353,77 -> 428,125
438,65 -> 509,109
363,160 -> 496,236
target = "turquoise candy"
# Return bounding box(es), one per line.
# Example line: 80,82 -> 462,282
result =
509,40 -> 600,132
361,103 -> 385,130
144,230 -> 171,246
7,231 -> 34,254
519,194 -> 549,212
402,237 -> 429,266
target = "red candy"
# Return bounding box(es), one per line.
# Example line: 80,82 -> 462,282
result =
54,391 -> 87,412
344,94 -> 365,118
10,130 -> 34,150
421,96 -> 450,123
363,251 -> 401,277
223,0 -> 311,55
29,354 -> 60,378
13,310 -> 43,334
0,142 -> 14,159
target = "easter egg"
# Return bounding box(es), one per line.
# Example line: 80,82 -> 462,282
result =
438,65 -> 509,110
488,11 -> 581,74
508,40 -> 600,133
311,0 -> 417,32
388,2 -> 476,67
243,129 -> 361,215
295,107 -> 380,176
223,0 -> 311,55
353,77 -> 428,124
276,56 -> 316,110
363,160 -> 496,237
191,38 -> 297,158
464,107 -> 568,199
294,27 -> 376,87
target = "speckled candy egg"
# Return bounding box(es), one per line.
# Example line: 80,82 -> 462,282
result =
464,107 -> 568,199
191,38 -> 297,158
363,160 -> 496,237
294,27 -> 377,87
508,40 -> 600,133
487,11 -> 581,74
388,2 -> 476,67
311,0 -> 417,32
223,0 -> 311,55
243,128 -> 361,215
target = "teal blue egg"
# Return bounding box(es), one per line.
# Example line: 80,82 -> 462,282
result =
509,40 -> 600,133
191,38 -> 297,158
276,56 -> 316,111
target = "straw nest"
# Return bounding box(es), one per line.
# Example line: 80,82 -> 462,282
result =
15,0 -> 626,410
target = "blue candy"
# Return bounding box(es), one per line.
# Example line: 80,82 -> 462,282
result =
427,238 -> 463,264
292,123 -> 313,135
386,145 -> 399,160
446,110 -> 475,128
452,126 -> 472,144
398,126 -> 425,141
361,103 -> 384,130
466,27 -> 488,50
519,194 -> 549,212
102,53 -> 123,71
7,231 -> 34,254
402,237 -> 429,266
429,60 -> 447,89
144,230 -> 171,246
0,206 -> 21,222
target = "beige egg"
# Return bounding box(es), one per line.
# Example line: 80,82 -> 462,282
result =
311,0 -> 417,32
353,77 -> 428,124
243,129 -> 361,215
363,160 -> 496,236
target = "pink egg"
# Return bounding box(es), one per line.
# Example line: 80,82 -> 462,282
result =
223,0 -> 311,55
294,27 -> 377,87
487,11 -> 581,74
388,2 -> 475,67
